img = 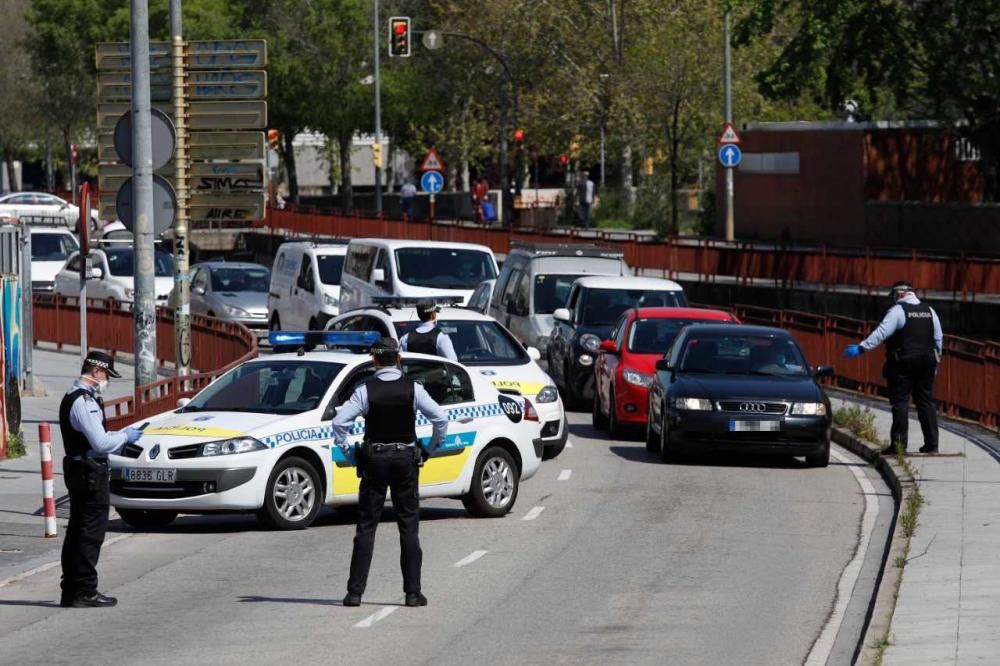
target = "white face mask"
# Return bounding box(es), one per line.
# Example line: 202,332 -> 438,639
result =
96,379 -> 109,394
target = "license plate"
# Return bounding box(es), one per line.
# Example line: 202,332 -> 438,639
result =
729,419 -> 781,432
123,468 -> 176,483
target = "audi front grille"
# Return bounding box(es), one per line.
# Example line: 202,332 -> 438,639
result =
717,401 -> 788,415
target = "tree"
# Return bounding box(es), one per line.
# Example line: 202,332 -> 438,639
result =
0,0 -> 40,189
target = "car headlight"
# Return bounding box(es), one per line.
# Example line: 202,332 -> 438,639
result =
124,288 -> 134,301
623,368 -> 653,388
673,397 -> 713,411
199,437 -> 268,456
791,402 -> 827,416
578,353 -> 593,366
579,333 -> 601,353
222,303 -> 249,317
324,294 -> 338,308
536,385 -> 559,403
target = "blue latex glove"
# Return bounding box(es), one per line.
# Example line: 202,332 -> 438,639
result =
843,344 -> 864,358
125,427 -> 143,444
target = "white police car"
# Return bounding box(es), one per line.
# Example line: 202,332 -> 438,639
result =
324,301 -> 569,459
109,332 -> 544,530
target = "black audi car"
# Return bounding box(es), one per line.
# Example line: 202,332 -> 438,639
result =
646,324 -> 833,467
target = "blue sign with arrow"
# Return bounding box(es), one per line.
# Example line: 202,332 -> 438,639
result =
718,144 -> 742,168
421,170 -> 444,194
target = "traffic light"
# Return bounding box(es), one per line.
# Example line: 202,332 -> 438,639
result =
371,142 -> 383,168
388,17 -> 411,57
71,144 -> 78,164
267,129 -> 281,150
513,128 -> 525,144
559,154 -> 569,167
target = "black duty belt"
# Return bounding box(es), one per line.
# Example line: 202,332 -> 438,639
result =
66,456 -> 109,464
370,443 -> 415,453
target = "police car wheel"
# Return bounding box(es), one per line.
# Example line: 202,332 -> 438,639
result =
258,456 -> 322,530
592,391 -> 608,431
117,509 -> 178,530
461,446 -> 518,518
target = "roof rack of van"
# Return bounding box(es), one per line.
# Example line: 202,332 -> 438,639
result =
370,296 -> 464,309
508,241 -> 625,259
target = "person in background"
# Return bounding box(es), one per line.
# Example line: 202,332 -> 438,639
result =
400,300 -> 458,361
400,180 -> 417,221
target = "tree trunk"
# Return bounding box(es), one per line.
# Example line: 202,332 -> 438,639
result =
4,150 -> 17,192
669,99 -> 682,235
45,127 -> 54,191
979,127 -> 999,202
337,132 -> 354,211
621,143 -> 635,215
281,131 -> 299,204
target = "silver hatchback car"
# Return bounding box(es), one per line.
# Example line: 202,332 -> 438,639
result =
173,261 -> 271,335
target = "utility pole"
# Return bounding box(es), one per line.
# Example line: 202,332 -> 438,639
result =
130,0 -> 157,388
373,0 -> 383,215
723,11 -> 735,242
170,0 -> 191,380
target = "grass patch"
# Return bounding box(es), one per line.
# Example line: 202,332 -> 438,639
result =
833,403 -> 880,443
6,431 -> 26,458
873,634 -> 892,666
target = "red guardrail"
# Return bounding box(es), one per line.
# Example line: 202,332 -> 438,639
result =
733,304 -> 1000,430
256,207 -> 1000,297
32,294 -> 258,430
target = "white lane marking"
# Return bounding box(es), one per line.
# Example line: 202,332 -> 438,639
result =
0,534 -> 132,590
452,550 -> 488,568
558,469 -> 572,481
354,605 -> 398,628
804,448 -> 880,666
522,506 -> 545,521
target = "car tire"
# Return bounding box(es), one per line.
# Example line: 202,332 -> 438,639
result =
805,443 -> 831,468
562,362 -> 580,409
461,446 -> 518,518
658,416 -> 678,463
117,509 -> 178,530
645,415 -> 660,453
308,317 -> 319,331
608,389 -> 624,439
257,456 -> 322,530
592,391 -> 608,431
269,313 -> 281,331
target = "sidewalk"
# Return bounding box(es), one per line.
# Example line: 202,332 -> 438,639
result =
836,398 -> 1000,664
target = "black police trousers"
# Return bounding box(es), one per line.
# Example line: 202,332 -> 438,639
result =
61,458 -> 110,599
885,353 -> 939,451
347,447 -> 422,596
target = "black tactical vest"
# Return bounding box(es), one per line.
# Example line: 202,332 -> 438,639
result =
406,327 -> 441,356
365,377 -> 417,444
886,301 -> 936,358
59,388 -> 105,457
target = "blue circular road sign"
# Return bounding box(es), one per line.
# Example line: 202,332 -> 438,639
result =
421,170 -> 444,194
718,144 -> 742,168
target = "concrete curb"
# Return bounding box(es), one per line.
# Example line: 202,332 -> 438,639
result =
832,427 -> 918,665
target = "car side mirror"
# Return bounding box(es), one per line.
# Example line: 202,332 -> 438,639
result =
655,359 -> 672,372
192,285 -> 205,295
322,403 -> 338,421
814,365 -> 834,378
599,340 -> 618,354
372,268 -> 385,283
526,346 -> 541,361
176,397 -> 191,408
553,307 -> 570,323
89,267 -> 103,280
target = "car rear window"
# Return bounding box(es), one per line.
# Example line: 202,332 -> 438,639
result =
628,318 -> 730,354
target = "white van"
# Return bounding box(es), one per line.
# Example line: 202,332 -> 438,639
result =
339,239 -> 498,311
267,242 -> 347,331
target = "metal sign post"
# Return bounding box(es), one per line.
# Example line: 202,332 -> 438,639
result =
78,183 -> 90,368
170,0 -> 191,380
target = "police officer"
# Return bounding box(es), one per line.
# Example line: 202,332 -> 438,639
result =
333,337 -> 448,608
399,299 -> 457,361
843,280 -> 943,454
60,351 -> 144,608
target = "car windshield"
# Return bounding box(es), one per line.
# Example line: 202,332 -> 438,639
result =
105,247 -> 174,277
533,274 -> 583,315
317,254 -> 344,285
31,233 -> 78,261
210,266 -> 271,292
394,319 -> 528,365
180,360 -> 345,414
677,334 -> 810,376
582,288 -> 685,326
628,318 -> 730,354
394,248 -> 496,289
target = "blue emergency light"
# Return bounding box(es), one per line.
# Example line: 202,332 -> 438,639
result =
268,330 -> 381,348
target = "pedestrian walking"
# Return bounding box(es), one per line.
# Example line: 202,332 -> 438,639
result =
400,180 -> 417,221
333,337 -> 448,607
59,351 -> 143,608
399,299 -> 458,361
843,280 -> 943,454
472,176 -> 490,224
576,170 -> 596,228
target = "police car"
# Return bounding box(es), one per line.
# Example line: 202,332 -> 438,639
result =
324,300 -> 569,459
109,332 -> 544,530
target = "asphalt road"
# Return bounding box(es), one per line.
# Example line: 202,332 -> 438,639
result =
0,412 -> 885,666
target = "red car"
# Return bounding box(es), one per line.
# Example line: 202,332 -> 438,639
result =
592,307 -> 739,436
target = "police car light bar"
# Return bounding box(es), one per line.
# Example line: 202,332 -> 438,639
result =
268,331 -> 381,348
371,296 -> 464,308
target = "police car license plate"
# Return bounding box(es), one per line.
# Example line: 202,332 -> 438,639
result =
729,419 -> 781,432
123,468 -> 176,483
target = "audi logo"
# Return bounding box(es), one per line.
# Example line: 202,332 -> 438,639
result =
739,402 -> 767,412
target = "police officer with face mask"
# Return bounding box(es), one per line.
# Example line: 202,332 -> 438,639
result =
399,300 -> 457,361
843,281 -> 943,454
59,351 -> 143,608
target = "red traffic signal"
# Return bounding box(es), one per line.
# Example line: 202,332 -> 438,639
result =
513,128 -> 525,143
559,154 -> 569,166
388,16 -> 411,57
267,129 -> 281,150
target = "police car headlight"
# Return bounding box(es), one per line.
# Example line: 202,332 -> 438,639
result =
623,368 -> 653,388
222,303 -> 249,317
536,385 -> 559,403
674,397 -> 712,411
199,437 -> 267,456
791,402 -> 827,416
579,334 -> 601,353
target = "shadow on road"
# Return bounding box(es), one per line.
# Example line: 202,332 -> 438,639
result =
609,443 -> 814,470
237,595 -> 404,607
0,600 -> 61,608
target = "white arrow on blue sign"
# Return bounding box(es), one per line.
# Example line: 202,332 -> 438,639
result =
421,170 -> 444,194
718,144 -> 742,168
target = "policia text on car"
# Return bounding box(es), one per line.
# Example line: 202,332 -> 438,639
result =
843,281 -> 943,454
59,351 -> 144,608
333,337 -> 449,607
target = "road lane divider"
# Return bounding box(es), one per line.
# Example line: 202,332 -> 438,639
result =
558,469 -> 572,481
452,550 -> 488,568
354,605 -> 398,628
522,506 -> 544,521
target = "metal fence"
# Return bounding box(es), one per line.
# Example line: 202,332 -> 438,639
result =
32,294 -> 258,430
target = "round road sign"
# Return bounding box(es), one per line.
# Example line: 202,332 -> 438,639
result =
115,174 -> 177,235
113,108 -> 176,170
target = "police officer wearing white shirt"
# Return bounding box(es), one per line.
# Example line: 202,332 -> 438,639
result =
333,337 -> 448,608
843,281 -> 943,454
59,351 -> 143,608
399,299 -> 457,361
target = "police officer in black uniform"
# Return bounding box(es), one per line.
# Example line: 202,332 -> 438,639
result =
60,351 -> 144,608
399,299 -> 458,361
844,280 -> 943,454
332,337 -> 448,607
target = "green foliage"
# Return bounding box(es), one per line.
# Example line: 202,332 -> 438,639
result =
6,431 -> 26,459
833,403 -> 880,443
